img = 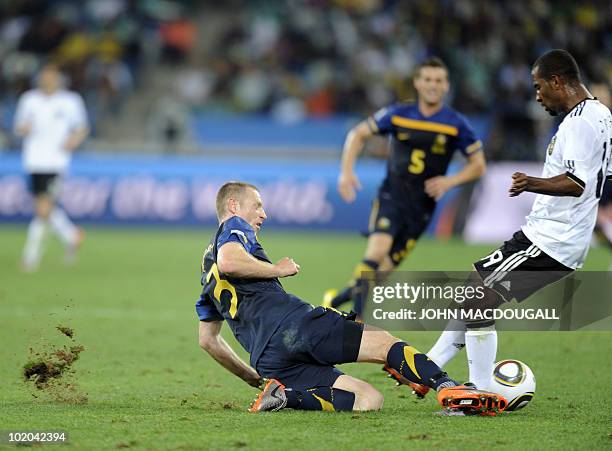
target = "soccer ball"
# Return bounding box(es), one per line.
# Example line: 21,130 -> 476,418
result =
490,359 -> 536,411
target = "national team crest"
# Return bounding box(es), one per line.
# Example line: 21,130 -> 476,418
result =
377,217 -> 391,230
432,134 -> 447,154
547,135 -> 557,155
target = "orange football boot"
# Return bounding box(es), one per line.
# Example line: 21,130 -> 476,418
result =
437,384 -> 508,416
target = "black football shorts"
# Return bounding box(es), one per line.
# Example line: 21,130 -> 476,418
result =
30,173 -> 60,197
368,179 -> 431,266
255,306 -> 364,390
473,230 -> 573,302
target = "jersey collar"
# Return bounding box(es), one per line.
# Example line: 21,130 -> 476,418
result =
566,97 -> 595,116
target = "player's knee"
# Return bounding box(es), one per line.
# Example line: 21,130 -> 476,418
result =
35,198 -> 53,219
36,204 -> 52,219
364,247 -> 388,264
363,254 -> 383,266
354,385 -> 384,411
364,235 -> 393,263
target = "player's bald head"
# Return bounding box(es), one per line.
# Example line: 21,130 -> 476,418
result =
216,182 -> 259,221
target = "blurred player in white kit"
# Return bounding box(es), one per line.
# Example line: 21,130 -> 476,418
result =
14,63 -> 89,272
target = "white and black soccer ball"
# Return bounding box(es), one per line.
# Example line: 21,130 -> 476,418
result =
490,359 -> 536,411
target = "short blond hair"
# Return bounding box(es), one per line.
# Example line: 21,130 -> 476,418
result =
215,181 -> 259,220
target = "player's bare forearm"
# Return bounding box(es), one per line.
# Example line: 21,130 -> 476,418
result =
204,338 -> 262,387
446,151 -> 487,187
218,243 -> 279,278
199,321 -> 262,388
509,172 -> 583,197
425,152 -> 486,200
338,121 -> 372,202
340,121 -> 371,174
217,242 -> 299,278
64,127 -> 90,151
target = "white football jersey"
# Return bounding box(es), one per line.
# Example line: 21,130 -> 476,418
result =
14,89 -> 88,173
522,99 -> 612,269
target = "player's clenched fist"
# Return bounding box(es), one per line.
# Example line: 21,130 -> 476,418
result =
509,172 -> 529,197
275,257 -> 300,277
338,172 -> 362,203
425,176 -> 452,200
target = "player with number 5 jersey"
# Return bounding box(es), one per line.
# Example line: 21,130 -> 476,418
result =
324,57 -> 487,316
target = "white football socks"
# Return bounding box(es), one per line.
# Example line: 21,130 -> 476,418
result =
49,207 -> 77,245
427,319 -> 466,368
465,327 -> 497,390
22,217 -> 48,269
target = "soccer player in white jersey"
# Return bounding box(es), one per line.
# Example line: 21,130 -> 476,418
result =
15,63 -> 90,272
391,49 -> 612,397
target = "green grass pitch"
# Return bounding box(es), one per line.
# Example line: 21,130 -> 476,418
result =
1,225 -> 610,450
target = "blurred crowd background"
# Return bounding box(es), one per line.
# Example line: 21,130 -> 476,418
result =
0,0 -> 610,159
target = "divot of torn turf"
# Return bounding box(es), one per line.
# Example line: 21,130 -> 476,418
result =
56,325 -> 75,339
22,324 -> 87,403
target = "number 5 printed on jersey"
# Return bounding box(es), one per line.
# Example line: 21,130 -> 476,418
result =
206,263 -> 239,318
409,149 -> 426,174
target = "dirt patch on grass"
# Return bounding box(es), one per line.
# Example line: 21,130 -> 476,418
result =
22,324 -> 88,403
23,344 -> 84,388
56,325 -> 74,339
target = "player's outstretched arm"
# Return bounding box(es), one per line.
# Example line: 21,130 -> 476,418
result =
217,242 -> 299,278
199,320 -> 263,388
509,172 -> 583,197
338,121 -> 373,203
425,151 -> 487,200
